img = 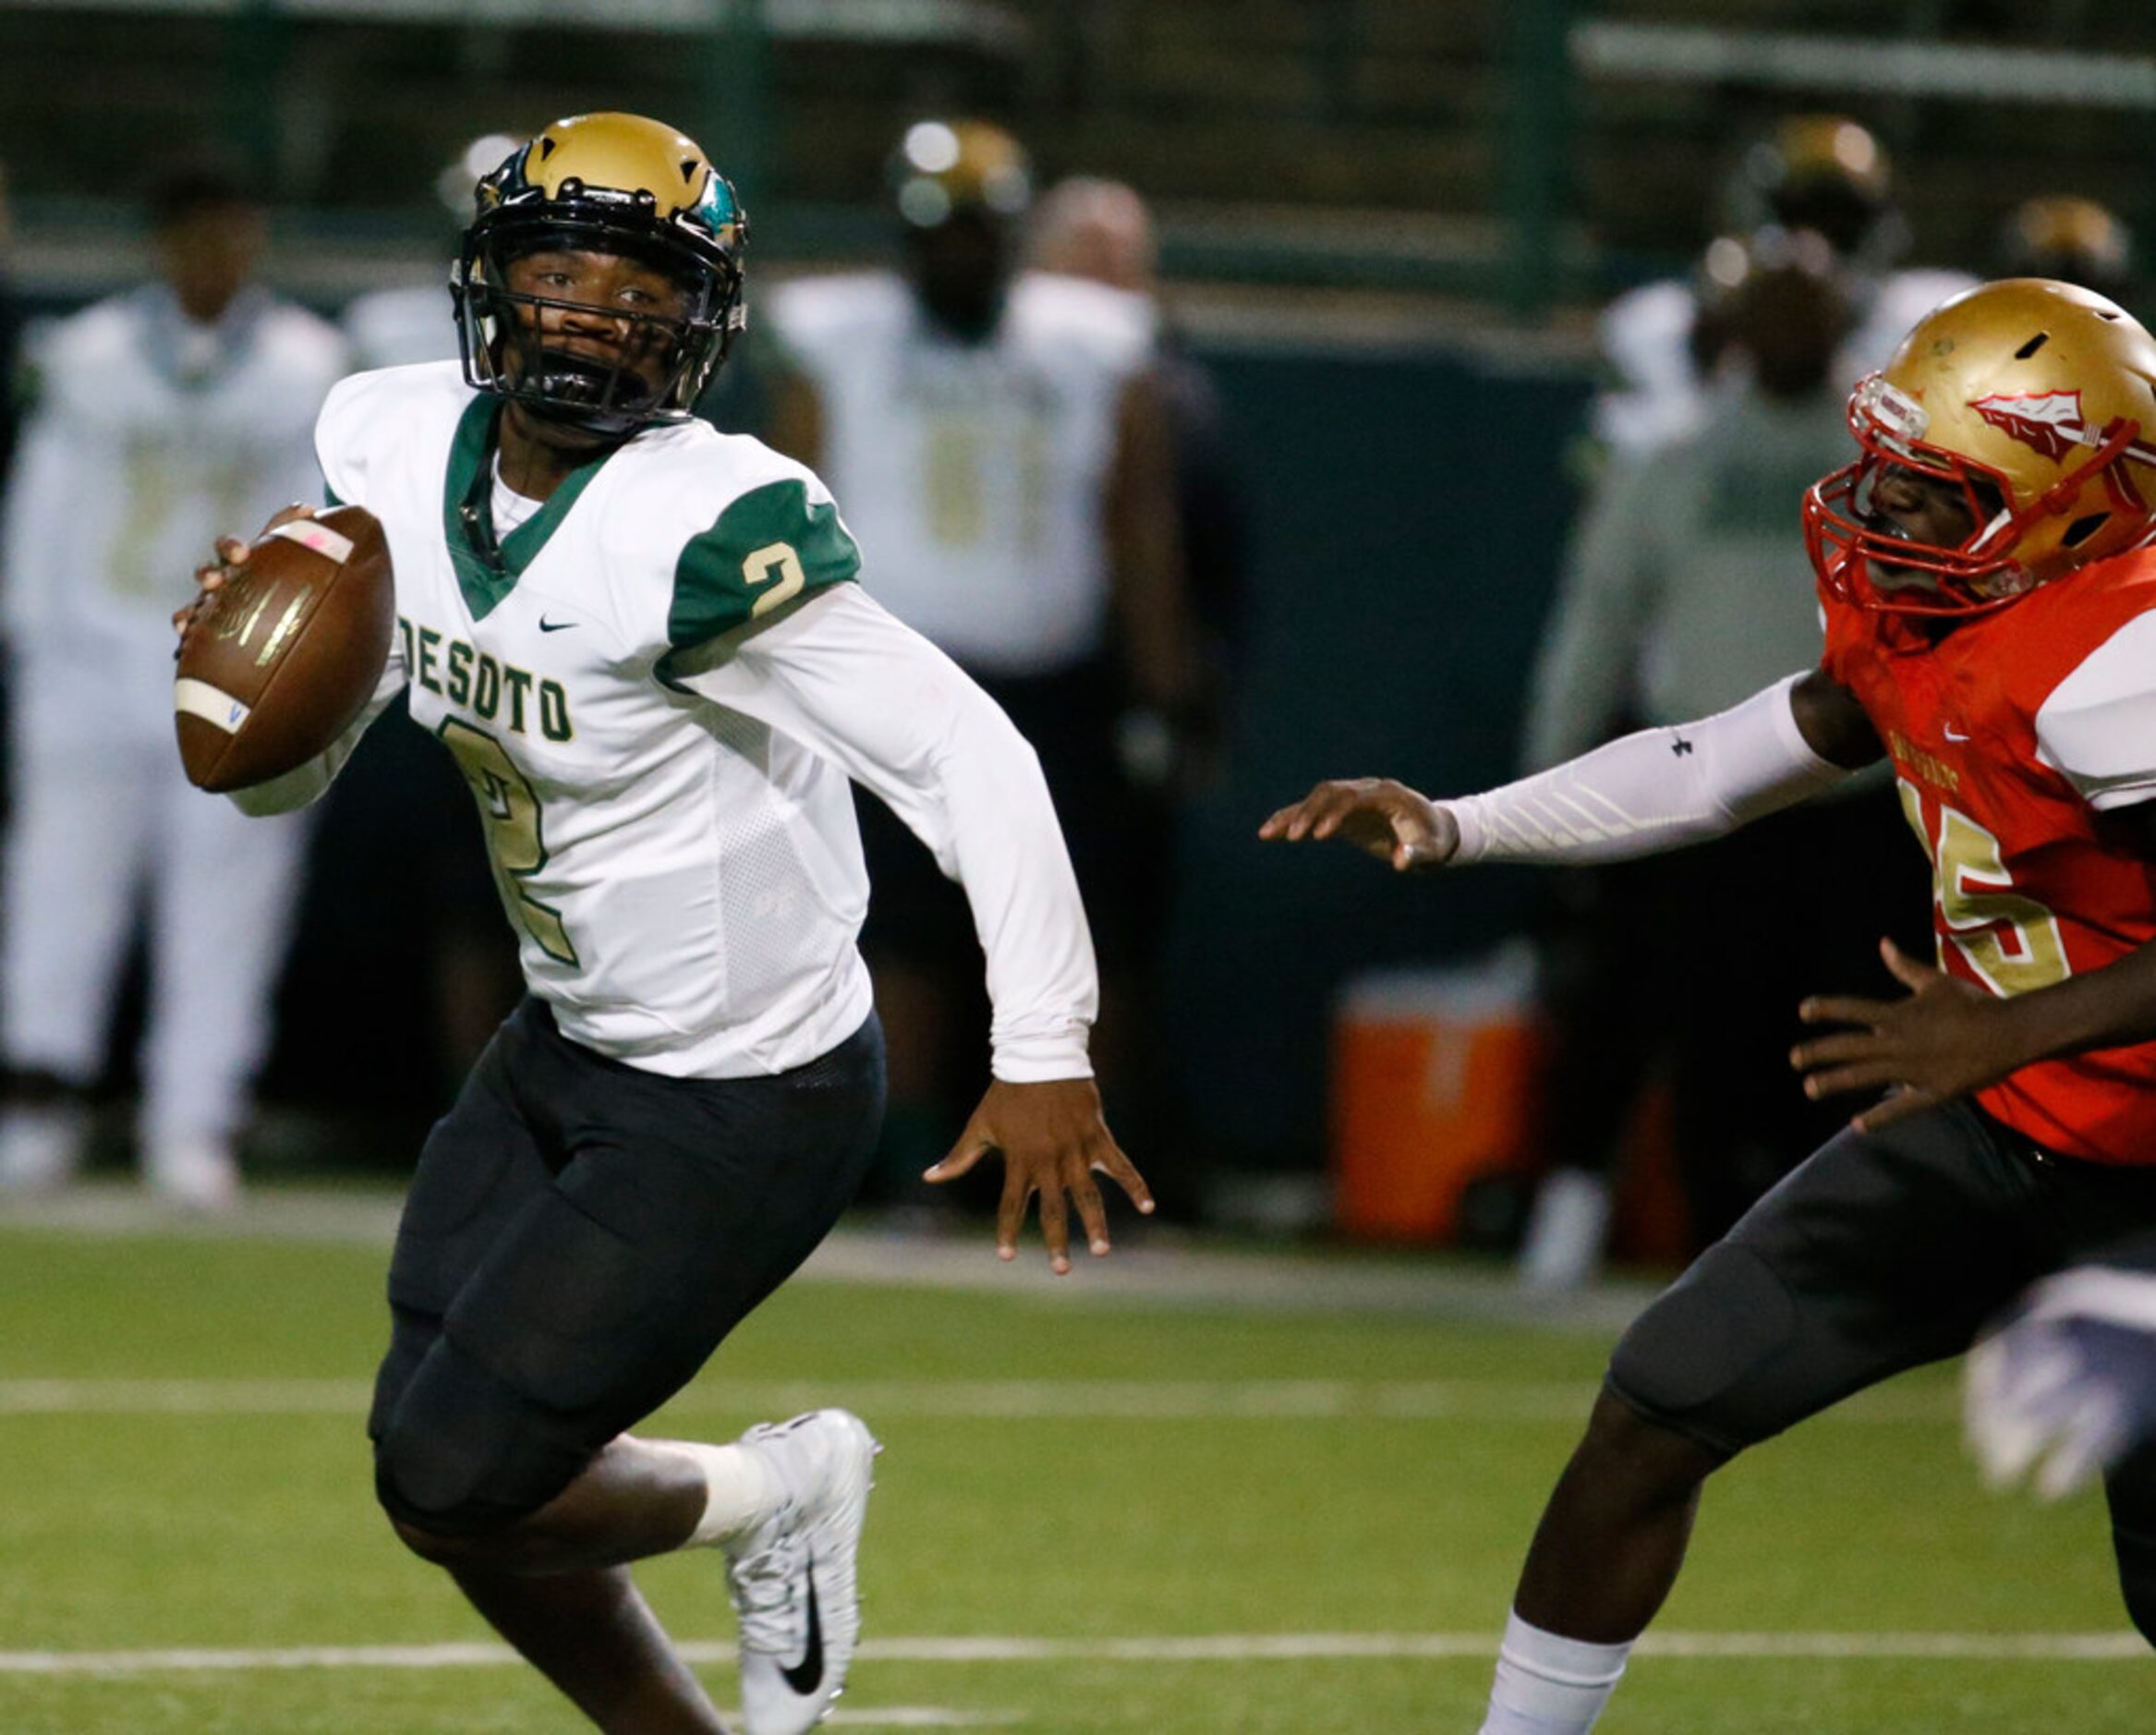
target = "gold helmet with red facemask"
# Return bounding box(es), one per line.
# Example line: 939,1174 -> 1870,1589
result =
1803,278 -> 2156,617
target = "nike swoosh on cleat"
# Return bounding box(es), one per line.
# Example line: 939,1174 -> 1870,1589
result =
780,1557 -> 825,1695
538,616 -> 576,632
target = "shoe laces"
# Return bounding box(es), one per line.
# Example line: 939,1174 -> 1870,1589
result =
727,1524 -> 805,1656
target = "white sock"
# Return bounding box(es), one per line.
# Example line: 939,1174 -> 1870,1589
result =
654,1438 -> 781,1547
1476,1611 -> 1632,1735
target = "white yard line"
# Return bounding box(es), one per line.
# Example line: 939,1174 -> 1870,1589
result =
0,1185 -> 1654,1333
0,1632 -> 2141,1676
0,1376 -> 1961,1424
0,1379 -> 375,1415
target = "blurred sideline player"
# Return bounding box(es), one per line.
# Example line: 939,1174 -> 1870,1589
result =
763,122 -> 1201,1206
1030,175 -> 1247,754
1593,115 -> 1972,458
0,162 -> 27,844
0,164 -> 345,1207
1514,229 -> 1929,1290
180,114 -> 1152,1735
1997,193 -> 2134,304
0,162 -> 25,498
1263,278 -> 2156,1725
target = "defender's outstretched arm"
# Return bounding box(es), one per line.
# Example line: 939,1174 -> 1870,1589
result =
1261,670 -> 1874,870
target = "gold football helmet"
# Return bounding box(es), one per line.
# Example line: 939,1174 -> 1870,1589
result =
889,119 -> 1032,229
1999,196 -> 2133,300
454,112 -> 748,433
1803,278 -> 2156,615
1730,115 -> 1897,261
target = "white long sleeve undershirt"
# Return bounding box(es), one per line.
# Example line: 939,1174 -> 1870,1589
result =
1448,673 -> 1851,866
672,585 -> 1096,1081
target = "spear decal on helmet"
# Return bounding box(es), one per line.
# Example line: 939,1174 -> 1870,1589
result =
1972,391 -> 2156,468
1972,391 -> 2089,461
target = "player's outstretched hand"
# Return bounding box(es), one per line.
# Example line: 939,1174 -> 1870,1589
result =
1790,937 -> 2029,1132
924,1077 -> 1155,1275
174,503 -> 318,653
1256,778 -> 1458,871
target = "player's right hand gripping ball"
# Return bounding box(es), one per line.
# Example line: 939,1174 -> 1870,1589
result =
175,504 -> 395,793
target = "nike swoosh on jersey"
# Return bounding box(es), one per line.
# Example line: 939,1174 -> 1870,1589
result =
1944,726 -> 1970,742
539,616 -> 577,632
780,1558 -> 825,1695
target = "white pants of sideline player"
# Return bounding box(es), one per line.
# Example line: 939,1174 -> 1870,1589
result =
0,660 -> 309,1176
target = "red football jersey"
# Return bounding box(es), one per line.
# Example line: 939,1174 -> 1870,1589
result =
1822,544 -> 2156,1164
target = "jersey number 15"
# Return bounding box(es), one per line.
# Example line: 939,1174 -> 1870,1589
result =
1897,780 -> 2069,997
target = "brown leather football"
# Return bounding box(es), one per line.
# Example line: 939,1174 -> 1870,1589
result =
175,504 -> 396,794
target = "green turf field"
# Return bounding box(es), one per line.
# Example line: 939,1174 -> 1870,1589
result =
0,1207 -> 2149,1732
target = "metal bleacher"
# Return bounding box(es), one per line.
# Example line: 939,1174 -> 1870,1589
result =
0,1 -> 2149,321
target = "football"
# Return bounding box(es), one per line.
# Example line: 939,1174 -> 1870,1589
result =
174,504 -> 396,794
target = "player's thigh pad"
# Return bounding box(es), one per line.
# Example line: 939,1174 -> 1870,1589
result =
372,1336 -> 595,1536
369,1012 -> 556,1485
1609,1101 -> 2041,1454
378,1029 -> 552,1346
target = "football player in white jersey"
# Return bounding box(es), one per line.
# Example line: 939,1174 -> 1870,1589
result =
1593,115 -> 1973,458
764,120 -> 1201,1208
180,114 -> 1153,1735
0,164 -> 346,1207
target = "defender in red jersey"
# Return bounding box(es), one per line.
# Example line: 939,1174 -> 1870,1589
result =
1261,279 -> 2156,1731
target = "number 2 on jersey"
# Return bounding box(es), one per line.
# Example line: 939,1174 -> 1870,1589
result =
1896,779 -> 2068,995
742,540 -> 805,617
439,718 -> 580,968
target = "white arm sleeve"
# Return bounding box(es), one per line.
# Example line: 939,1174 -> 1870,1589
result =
1448,673 -> 1848,865
676,584 -> 1096,1082
225,651 -> 409,817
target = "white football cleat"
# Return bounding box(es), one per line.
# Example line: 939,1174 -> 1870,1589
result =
1967,1266 -> 2156,1500
1518,1168 -> 1612,1293
725,1408 -> 879,1735
143,1135 -> 241,1212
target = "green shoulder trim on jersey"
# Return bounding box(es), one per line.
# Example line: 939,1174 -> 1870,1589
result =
665,478 -> 861,651
323,484 -> 345,508
440,396 -> 612,623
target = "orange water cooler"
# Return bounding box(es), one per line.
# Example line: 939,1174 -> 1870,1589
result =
1329,950 -> 1549,1243
1329,946 -> 1690,1260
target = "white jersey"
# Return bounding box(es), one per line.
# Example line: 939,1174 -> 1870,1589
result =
1,285 -> 345,742
765,268 -> 1154,677
241,362 -> 1095,1082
